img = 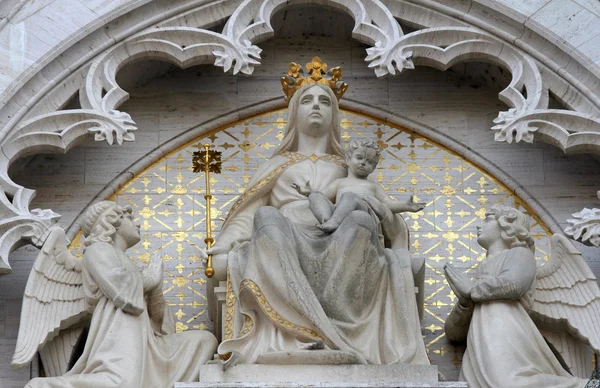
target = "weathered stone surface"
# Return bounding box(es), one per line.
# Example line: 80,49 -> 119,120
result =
2,1 -> 600,386
194,364 -> 443,385
177,383 -> 467,388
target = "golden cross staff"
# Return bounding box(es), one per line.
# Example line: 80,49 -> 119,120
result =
192,143 -> 222,278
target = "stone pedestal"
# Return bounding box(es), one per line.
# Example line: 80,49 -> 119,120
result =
175,364 -> 468,388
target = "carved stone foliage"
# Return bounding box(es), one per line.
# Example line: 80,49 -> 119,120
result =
565,208 -> 600,247
225,0 -> 403,71
79,26 -> 262,139
361,26 -> 600,156
0,0 -> 599,274
9,0 -> 600,163
565,191 -> 600,248
0,10 -> 265,273
493,110 -> 600,155
0,153 -> 60,274
221,1 -> 600,157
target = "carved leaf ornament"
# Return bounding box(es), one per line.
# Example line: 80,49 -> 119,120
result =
566,208 -> 600,247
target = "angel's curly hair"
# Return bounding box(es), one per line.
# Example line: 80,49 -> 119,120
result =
345,138 -> 381,165
82,201 -> 131,246
488,205 -> 535,253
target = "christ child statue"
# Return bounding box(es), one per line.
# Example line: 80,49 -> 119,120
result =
292,138 -> 425,232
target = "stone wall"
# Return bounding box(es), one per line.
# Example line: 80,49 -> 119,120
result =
1,13 -> 599,387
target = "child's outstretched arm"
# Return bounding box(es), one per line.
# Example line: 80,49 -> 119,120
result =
375,184 -> 425,213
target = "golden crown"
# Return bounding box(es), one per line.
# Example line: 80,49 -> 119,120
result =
280,56 -> 348,102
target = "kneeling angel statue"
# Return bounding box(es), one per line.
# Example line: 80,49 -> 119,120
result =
445,205 -> 600,388
12,201 -> 217,388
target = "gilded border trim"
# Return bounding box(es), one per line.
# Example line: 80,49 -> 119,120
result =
223,268 -> 236,341
240,278 -> 321,340
225,152 -> 345,222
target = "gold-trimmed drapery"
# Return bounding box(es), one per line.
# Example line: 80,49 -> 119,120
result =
68,108 -> 553,377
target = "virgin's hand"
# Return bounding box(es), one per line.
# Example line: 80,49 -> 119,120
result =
199,247 -> 229,283
291,181 -> 311,196
200,244 -> 230,259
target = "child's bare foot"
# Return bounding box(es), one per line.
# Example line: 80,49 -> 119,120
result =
317,220 -> 339,233
298,339 -> 325,350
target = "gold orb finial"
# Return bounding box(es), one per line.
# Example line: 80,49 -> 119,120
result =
280,56 -> 348,103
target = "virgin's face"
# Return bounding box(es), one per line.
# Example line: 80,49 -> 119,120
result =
476,212 -> 502,249
295,86 -> 333,137
116,210 -> 141,248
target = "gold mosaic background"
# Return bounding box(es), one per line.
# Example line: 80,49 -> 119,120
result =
69,109 -> 551,379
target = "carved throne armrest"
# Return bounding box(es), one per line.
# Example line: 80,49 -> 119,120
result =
207,278 -> 227,343
412,255 -> 426,320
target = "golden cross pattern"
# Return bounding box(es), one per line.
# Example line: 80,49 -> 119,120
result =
69,109 -> 551,380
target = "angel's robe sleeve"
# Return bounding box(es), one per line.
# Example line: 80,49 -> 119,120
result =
445,302 -> 474,342
146,287 -> 175,335
83,242 -> 145,316
471,247 -> 536,302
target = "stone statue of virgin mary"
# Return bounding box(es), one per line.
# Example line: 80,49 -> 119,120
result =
204,80 -> 429,366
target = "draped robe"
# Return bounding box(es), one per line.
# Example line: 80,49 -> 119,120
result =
216,152 -> 429,365
445,247 -> 587,388
26,242 -> 216,388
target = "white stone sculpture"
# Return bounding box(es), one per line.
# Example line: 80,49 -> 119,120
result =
292,138 -> 425,232
565,207 -> 600,247
202,82 -> 429,366
565,190 -> 600,247
4,0 -> 600,279
12,201 -> 217,388
445,205 -> 600,387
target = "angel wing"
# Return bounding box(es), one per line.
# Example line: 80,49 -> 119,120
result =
530,234 -> 600,377
12,227 -> 91,376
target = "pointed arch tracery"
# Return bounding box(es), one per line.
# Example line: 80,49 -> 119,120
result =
0,0 -> 598,273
